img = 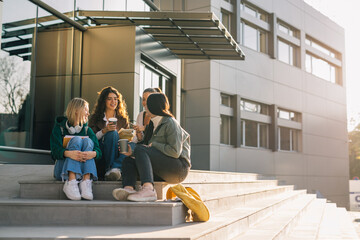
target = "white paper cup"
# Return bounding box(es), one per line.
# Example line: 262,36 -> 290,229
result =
108,117 -> 117,124
118,139 -> 128,153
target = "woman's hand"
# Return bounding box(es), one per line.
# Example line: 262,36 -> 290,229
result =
102,122 -> 117,134
81,151 -> 97,161
64,150 -> 84,162
133,125 -> 145,132
119,144 -> 133,156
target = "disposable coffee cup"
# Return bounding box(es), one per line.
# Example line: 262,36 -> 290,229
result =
118,139 -> 128,153
108,117 -> 117,125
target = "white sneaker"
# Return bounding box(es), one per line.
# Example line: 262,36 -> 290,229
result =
63,180 -> 81,200
105,168 -> 121,181
79,179 -> 93,200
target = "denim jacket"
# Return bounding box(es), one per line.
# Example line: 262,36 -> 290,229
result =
149,116 -> 191,167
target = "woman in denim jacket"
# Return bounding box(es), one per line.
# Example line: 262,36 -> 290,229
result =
113,93 -> 191,202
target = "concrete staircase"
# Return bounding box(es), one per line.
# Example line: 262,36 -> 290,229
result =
0,170 -> 358,240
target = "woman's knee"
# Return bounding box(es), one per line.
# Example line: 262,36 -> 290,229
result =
104,131 -> 119,142
133,144 -> 147,157
67,136 -> 82,150
82,137 -> 94,150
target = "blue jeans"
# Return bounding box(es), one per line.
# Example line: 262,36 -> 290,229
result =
53,136 -> 98,181
96,131 -> 126,179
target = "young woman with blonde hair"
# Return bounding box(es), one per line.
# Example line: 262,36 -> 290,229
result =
50,98 -> 101,200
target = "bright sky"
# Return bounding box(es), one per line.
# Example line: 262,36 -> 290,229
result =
304,0 -> 360,131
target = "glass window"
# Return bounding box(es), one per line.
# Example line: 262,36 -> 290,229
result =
241,120 -> 269,148
306,53 -> 337,84
278,127 -> 298,151
220,115 -> 231,145
221,10 -> 231,30
305,37 -> 337,59
139,62 -> 171,111
240,99 -> 269,115
278,40 -> 293,65
221,94 -> 231,107
243,23 -> 258,51
241,23 -> 267,53
278,109 -> 299,121
244,5 -> 257,18
0,0 -> 38,149
259,124 -> 268,148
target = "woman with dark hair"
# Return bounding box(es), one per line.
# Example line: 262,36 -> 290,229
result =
112,93 -> 191,202
88,86 -> 130,181
133,87 -> 162,143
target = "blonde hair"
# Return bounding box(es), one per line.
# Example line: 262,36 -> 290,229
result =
66,98 -> 88,125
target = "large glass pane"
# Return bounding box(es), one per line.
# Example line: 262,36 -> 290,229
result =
279,127 -> 290,151
152,72 -> 160,88
305,54 -> 311,73
221,11 -> 230,30
245,121 -> 257,147
0,0 -> 37,148
144,67 -> 152,90
312,56 -> 331,81
221,94 -> 231,107
244,5 -> 257,17
259,124 -> 268,148
278,40 -> 290,64
243,23 -> 257,51
259,31 -> 267,53
291,130 -> 298,151
220,115 -> 231,145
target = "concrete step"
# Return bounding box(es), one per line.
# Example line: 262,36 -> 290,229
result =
284,198 -> 327,240
337,207 -> 360,240
0,199 -> 186,226
316,203 -> 341,239
0,190 -> 307,239
204,185 -> 294,215
19,179 -> 278,201
235,194 -> 316,240
183,170 -> 259,183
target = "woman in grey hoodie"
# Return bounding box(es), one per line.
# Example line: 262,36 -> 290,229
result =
113,93 -> 191,202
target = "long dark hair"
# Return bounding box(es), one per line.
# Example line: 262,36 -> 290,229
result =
91,86 -> 129,124
146,93 -> 173,118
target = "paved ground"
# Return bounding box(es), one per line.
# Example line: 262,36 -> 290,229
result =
348,211 -> 360,238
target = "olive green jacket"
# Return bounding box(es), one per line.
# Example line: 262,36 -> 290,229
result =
149,116 -> 191,166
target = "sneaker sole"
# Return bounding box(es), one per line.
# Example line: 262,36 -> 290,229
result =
127,196 -> 157,202
105,172 -> 121,181
112,188 -> 131,201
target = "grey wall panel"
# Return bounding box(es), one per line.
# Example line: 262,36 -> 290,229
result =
273,62 -> 303,90
302,134 -> 347,159
274,83 -> 303,111
190,145 -> 211,170
185,89 -> 211,117
184,60 -> 211,90
274,152 -> 305,176
236,148 -> 275,175
305,155 -> 349,177
219,145 -> 237,172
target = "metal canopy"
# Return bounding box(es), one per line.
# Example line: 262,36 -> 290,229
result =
79,11 -> 245,60
1,10 -> 245,61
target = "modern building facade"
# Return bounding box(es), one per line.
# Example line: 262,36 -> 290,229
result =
0,0 -> 349,207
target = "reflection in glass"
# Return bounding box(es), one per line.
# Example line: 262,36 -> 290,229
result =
259,124 -> 268,148
220,115 -> 231,145
244,121 -> 257,147
243,23 -> 257,51
221,94 -> 231,107
279,127 -> 290,151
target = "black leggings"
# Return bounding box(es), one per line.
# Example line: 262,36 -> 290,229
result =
122,144 -> 190,187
